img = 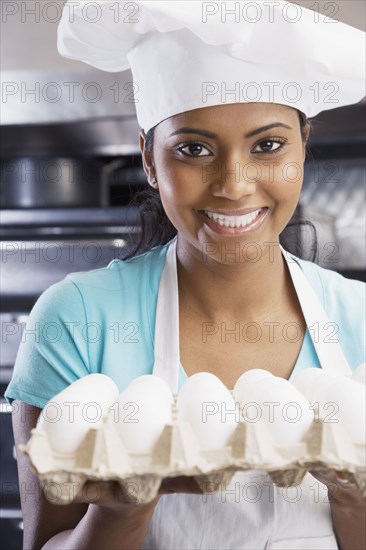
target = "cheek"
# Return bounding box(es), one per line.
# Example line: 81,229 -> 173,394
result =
158,162 -> 205,208
264,157 -> 304,203
281,162 -> 304,189
160,181 -> 201,214
157,174 -> 203,232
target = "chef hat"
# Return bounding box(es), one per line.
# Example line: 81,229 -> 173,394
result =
58,1 -> 365,132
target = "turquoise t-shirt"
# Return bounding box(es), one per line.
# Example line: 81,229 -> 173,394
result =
4,240 -> 365,408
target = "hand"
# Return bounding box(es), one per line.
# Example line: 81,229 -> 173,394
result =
309,469 -> 366,550
72,475 -> 206,511
73,480 -> 160,516
308,468 -> 365,507
159,475 -> 206,495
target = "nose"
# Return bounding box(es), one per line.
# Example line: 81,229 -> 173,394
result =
207,153 -> 258,200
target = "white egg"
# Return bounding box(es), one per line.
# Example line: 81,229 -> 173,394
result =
235,375 -> 313,445
233,369 -> 274,405
292,367 -> 328,399
177,372 -> 238,450
352,363 -> 366,385
310,374 -> 366,444
38,374 -> 119,454
116,377 -> 173,454
126,374 -> 174,405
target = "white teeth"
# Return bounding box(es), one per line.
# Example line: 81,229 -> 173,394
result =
204,208 -> 262,228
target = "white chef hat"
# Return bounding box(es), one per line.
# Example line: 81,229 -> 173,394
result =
58,1 -> 365,132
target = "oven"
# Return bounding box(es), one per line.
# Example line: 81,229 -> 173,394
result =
0,151 -> 145,548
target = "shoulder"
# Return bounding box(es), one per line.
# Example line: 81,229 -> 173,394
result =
30,241 -> 172,323
294,254 -> 365,312
289,253 -> 365,369
41,241 -> 170,297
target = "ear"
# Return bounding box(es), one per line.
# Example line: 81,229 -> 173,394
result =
139,129 -> 158,189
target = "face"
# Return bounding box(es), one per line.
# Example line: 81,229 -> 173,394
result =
140,102 -> 310,264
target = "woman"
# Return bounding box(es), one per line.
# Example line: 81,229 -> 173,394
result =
5,1 -> 365,549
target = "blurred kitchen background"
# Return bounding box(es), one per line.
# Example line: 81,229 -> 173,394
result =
1,1 -> 365,547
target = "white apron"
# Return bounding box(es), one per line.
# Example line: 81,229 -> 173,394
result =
142,236 -> 352,550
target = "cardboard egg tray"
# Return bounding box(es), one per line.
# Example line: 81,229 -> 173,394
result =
20,398 -> 366,505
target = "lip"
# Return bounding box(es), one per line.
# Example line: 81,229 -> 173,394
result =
198,207 -> 269,235
199,207 -> 266,216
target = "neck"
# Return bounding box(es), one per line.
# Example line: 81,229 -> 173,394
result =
176,236 -> 290,322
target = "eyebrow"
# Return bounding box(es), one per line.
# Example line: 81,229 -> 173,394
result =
169,123 -> 292,139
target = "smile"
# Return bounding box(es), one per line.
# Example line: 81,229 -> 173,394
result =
203,208 -> 263,228
199,207 -> 269,235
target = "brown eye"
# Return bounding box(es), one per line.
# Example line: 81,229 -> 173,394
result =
178,142 -> 212,157
261,140 -> 279,151
252,138 -> 287,154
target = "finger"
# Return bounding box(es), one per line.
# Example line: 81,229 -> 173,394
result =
334,470 -> 359,490
73,480 -> 115,504
334,470 -> 351,483
309,469 -> 357,495
159,476 -> 203,495
308,468 -> 338,485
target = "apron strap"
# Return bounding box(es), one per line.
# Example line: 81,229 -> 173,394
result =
280,246 -> 352,376
153,236 -> 180,393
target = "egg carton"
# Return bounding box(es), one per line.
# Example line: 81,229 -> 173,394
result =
21,404 -> 365,505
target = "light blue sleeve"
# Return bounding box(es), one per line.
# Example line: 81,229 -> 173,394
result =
321,269 -> 365,371
4,244 -> 168,409
4,278 -> 91,408
299,258 -> 366,371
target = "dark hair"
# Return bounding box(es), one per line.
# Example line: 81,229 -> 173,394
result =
122,109 -> 317,261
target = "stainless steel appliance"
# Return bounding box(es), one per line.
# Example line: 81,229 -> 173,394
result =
0,153 -> 144,549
